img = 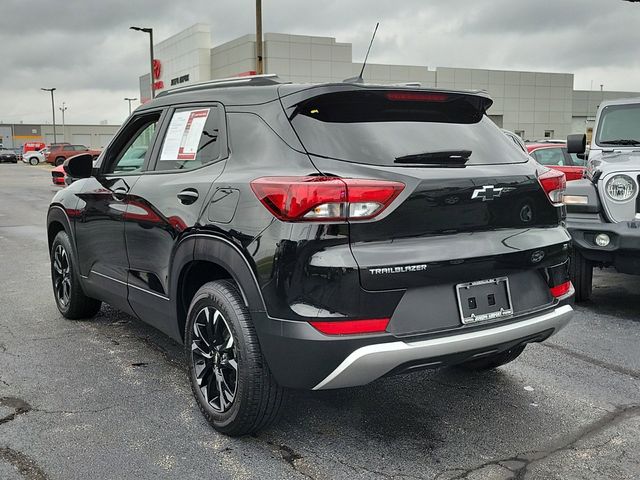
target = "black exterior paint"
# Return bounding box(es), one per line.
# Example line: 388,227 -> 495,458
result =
48,82 -> 572,389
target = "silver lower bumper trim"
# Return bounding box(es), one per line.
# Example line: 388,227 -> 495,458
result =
313,304 -> 574,390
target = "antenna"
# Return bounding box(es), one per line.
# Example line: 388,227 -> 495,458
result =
343,23 -> 379,83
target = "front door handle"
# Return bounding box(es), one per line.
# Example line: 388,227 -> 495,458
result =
112,186 -> 128,201
177,188 -> 199,205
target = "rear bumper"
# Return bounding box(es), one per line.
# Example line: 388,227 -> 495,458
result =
313,304 -> 573,389
567,214 -> 640,272
255,303 -> 573,390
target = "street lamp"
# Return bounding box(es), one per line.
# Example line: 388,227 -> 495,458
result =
59,102 -> 67,142
124,97 -> 138,116
130,26 -> 155,99
41,88 -> 57,144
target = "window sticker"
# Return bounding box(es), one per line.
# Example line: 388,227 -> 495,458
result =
160,108 -> 211,161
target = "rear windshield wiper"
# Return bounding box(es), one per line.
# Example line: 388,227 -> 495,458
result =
599,139 -> 640,146
394,150 -> 472,165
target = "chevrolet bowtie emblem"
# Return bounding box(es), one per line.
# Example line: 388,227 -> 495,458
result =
471,185 -> 504,201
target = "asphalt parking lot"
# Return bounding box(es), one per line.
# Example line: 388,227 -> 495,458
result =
0,162 -> 638,480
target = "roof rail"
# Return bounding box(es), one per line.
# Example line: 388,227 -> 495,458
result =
156,74 -> 282,98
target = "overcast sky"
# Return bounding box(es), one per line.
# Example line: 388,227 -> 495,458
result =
1,0 -> 638,125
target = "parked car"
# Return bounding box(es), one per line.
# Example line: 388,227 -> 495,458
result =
526,143 -> 586,181
564,97 -> 640,301
23,149 -> 47,165
48,77 -> 574,436
0,148 -> 18,163
51,164 -> 66,185
46,144 -> 101,166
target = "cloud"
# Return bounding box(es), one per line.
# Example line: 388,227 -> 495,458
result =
1,0 -> 638,124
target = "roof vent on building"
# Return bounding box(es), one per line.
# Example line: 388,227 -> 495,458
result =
157,74 -> 283,97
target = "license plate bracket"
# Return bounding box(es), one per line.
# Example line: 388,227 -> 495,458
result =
456,277 -> 513,325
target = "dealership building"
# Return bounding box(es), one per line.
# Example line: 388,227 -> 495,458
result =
140,23 -> 640,141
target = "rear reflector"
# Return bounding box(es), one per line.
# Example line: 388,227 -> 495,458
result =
250,176 -> 404,222
385,92 -> 448,102
309,318 -> 390,335
538,169 -> 566,206
550,281 -> 572,298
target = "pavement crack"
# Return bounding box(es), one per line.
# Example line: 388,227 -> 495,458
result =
542,342 -> 640,380
0,397 -> 32,426
442,404 -> 640,479
0,447 -> 48,480
29,388 -> 166,417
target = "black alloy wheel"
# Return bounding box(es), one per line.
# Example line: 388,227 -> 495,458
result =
55,157 -> 65,166
50,231 -> 102,319
191,305 -> 238,412
52,244 -> 71,307
185,280 -> 285,436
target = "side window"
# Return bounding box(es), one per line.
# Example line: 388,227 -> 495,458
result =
105,115 -> 160,174
532,148 -> 565,166
75,145 -> 88,151
63,145 -> 74,151
155,106 -> 222,171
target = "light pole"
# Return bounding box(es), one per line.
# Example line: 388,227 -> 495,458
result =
59,102 -> 67,142
41,88 -> 57,144
124,97 -> 137,116
255,0 -> 263,74
130,26 -> 155,99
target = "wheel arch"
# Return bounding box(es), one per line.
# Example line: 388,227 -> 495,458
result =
171,234 -> 266,342
47,206 -> 73,254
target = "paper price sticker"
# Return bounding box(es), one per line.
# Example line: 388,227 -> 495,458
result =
160,108 -> 211,162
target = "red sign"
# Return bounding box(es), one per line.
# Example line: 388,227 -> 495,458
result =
152,59 -> 162,80
153,81 -> 164,90
237,70 -> 257,77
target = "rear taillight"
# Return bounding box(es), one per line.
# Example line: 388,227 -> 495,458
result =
309,318 -> 390,335
250,176 -> 404,222
550,281 -> 573,299
538,169 -> 566,206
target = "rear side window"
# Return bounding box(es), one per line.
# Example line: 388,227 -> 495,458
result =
155,106 -> 222,171
289,90 -> 528,166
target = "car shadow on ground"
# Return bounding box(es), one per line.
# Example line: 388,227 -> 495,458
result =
583,269 -> 640,320
90,304 -> 568,461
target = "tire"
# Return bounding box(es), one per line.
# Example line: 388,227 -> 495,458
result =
51,231 -> 102,319
185,280 -> 285,436
458,345 -> 526,371
570,249 -> 593,302
29,157 -> 39,166
55,157 -> 65,166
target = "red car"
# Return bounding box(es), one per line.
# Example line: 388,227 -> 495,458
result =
526,143 -> 586,181
46,144 -> 101,166
51,164 -> 66,185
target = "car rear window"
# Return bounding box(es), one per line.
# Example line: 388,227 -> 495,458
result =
289,90 -> 528,166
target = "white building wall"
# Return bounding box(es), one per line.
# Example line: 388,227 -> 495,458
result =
264,33 -> 353,83
151,23 -> 212,99
211,34 -> 256,79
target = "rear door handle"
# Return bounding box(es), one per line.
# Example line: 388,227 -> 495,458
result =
177,188 -> 199,205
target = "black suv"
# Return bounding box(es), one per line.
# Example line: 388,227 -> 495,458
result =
47,75 -> 574,436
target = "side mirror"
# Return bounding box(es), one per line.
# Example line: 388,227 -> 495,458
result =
63,153 -> 93,178
567,134 -> 586,154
